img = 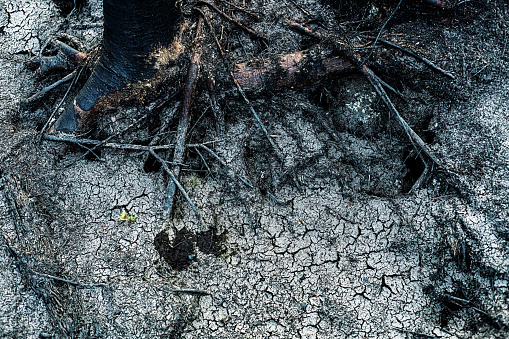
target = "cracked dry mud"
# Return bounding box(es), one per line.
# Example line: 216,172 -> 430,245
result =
1,0 -> 508,338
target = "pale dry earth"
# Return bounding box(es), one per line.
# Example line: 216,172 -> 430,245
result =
0,1 -> 508,338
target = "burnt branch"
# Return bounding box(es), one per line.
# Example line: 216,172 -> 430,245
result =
163,16 -> 204,219
233,50 -> 354,92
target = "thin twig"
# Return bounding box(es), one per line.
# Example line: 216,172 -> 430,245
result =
143,100 -> 180,167
288,22 -> 443,169
25,70 -> 76,103
193,144 -> 253,188
199,8 -> 285,166
194,147 -> 215,180
147,97 -> 180,145
443,293 -> 471,305
391,327 -> 437,338
267,191 -> 286,205
148,103 -> 179,147
43,135 -> 174,151
360,0 -> 403,66
371,72 -> 404,99
1,235 -> 105,289
311,107 -> 341,142
30,270 -> 106,288
187,139 -> 223,147
220,0 -> 261,20
443,294 -> 505,327
65,114 -> 148,167
441,328 -> 465,339
149,149 -> 202,222
236,33 -> 250,59
73,141 -> 104,161
164,287 -> 210,295
148,89 -> 181,114
361,64 -> 442,166
286,0 -> 311,17
409,162 -> 432,193
206,76 -> 225,134
188,106 -> 210,137
197,1 -> 267,43
377,38 -> 455,78
37,64 -> 86,145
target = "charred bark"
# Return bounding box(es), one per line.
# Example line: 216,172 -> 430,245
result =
233,50 -> 354,92
54,0 -> 181,132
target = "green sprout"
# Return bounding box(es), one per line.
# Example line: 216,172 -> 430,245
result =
119,209 -> 138,222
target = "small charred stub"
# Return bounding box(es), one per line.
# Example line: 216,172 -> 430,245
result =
54,0 -> 182,132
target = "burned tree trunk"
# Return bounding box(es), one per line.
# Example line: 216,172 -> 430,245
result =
54,0 -> 181,132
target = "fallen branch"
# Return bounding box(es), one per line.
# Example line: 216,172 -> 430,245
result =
149,149 -> 202,222
233,50 -> 354,92
29,40 -> 88,75
164,16 -> 205,219
43,135 -> 175,151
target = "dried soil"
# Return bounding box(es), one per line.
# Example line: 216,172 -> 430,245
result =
0,0 -> 508,338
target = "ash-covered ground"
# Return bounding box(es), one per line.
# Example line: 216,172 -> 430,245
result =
0,0 -> 508,338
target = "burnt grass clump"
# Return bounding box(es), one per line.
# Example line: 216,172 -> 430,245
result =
154,227 -> 228,271
154,229 -> 196,271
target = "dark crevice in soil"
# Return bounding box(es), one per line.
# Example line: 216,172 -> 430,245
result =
309,86 -> 333,110
143,154 -> 162,173
83,147 -> 101,160
51,0 -> 86,17
401,150 -> 426,193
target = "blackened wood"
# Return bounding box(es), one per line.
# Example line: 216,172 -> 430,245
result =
164,17 -> 204,218
54,0 -> 181,132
